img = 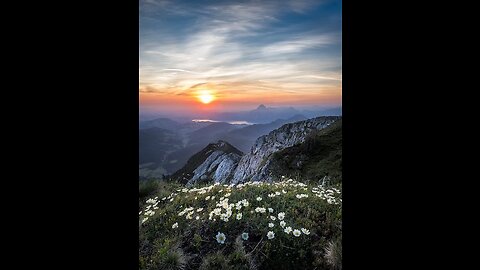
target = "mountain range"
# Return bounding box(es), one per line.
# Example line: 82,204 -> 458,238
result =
139,113 -> 312,180
170,116 -> 342,185
211,104 -> 341,124
139,104 -> 342,180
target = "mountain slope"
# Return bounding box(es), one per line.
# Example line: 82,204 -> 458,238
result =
171,140 -> 243,186
214,104 -> 304,124
187,122 -> 244,148
231,116 -> 341,184
268,119 -> 342,184
139,127 -> 184,180
170,116 -> 341,185
218,114 -> 307,152
139,117 -> 181,130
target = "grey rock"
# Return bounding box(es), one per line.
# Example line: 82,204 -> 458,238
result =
185,144 -> 243,186
231,116 -> 340,184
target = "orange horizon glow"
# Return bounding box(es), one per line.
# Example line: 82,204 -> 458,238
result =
139,86 -> 342,112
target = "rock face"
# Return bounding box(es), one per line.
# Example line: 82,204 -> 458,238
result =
171,140 -> 243,186
172,116 -> 341,185
231,116 -> 341,184
188,151 -> 241,185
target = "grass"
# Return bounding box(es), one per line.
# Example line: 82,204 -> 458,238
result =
139,178 -> 342,270
269,119 -> 342,185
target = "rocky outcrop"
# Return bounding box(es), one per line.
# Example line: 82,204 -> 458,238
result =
231,116 -> 341,184
171,140 -> 243,186
172,116 -> 341,185
188,151 -> 241,185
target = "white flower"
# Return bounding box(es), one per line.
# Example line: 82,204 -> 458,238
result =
278,212 -> 285,220
144,210 -> 155,216
205,196 -> 211,201
196,216 -> 200,220
296,194 -> 308,199
270,216 -> 276,221
216,232 -> 226,244
138,211 -> 142,215
141,217 -> 149,223
224,192 -> 231,197
197,208 -> 204,212
256,197 -> 262,201
226,209 -> 233,218
293,229 -> 301,237
301,228 -> 310,235
172,222 -> 178,229
170,198 -> 174,202
284,226 -> 292,234
236,213 -> 243,220
220,213 -> 229,222
146,198 -> 156,204
255,207 -> 266,213
221,200 -> 229,210
275,191 -> 281,196
268,208 -> 274,213
267,231 -> 275,239
280,221 -> 286,228
282,190 -> 287,194
242,232 -> 249,240
268,223 -> 275,228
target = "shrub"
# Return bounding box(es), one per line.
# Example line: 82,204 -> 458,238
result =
324,237 -> 342,270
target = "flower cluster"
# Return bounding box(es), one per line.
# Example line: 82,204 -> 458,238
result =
208,198 -> 250,222
140,178 -> 341,248
255,207 -> 266,213
312,186 -> 342,205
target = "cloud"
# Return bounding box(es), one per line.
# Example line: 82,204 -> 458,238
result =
261,35 -> 338,55
140,0 -> 341,104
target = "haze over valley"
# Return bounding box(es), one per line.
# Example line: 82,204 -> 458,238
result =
139,104 -> 341,179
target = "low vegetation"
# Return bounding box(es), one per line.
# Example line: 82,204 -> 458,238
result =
139,178 -> 342,270
270,119 -> 342,185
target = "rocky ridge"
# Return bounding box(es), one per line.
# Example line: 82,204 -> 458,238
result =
231,116 -> 340,184
172,116 -> 341,185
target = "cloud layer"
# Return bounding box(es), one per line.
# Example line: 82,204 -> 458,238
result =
140,0 -> 342,109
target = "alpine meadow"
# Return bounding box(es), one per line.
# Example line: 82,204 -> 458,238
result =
139,0 -> 342,269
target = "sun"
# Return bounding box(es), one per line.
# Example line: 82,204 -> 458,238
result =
197,90 -> 215,104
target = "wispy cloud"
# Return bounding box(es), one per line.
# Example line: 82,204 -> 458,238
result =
140,0 -> 341,107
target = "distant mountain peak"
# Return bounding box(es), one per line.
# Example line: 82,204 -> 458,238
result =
257,104 -> 267,110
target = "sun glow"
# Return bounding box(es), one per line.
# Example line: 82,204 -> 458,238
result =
197,90 -> 215,104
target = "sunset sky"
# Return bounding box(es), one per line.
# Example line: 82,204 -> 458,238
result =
140,0 -> 342,115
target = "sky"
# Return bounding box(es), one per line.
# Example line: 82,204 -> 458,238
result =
140,0 -> 342,116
